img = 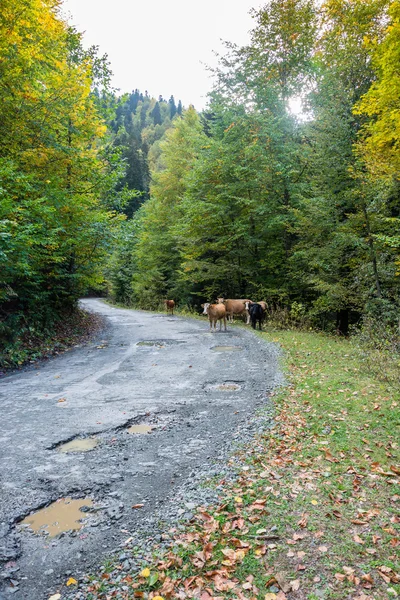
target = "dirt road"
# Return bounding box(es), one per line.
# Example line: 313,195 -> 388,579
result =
0,299 -> 282,599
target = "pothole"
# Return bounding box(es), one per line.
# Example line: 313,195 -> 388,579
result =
127,424 -> 153,434
137,339 -> 186,348
205,381 -> 243,392
19,497 -> 93,537
211,345 -> 243,352
57,438 -> 99,453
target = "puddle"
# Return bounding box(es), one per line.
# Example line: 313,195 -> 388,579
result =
211,346 -> 243,352
127,424 -> 153,434
20,497 -> 93,537
137,341 -> 165,348
57,438 -> 99,453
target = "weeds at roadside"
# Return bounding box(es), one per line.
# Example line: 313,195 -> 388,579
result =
0,308 -> 104,372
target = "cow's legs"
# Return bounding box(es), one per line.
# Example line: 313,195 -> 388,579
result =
223,316 -> 227,331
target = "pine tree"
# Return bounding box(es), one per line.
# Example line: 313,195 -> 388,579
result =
151,101 -> 162,126
169,95 -> 177,119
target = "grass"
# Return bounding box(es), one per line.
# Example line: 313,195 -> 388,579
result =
69,324 -> 399,600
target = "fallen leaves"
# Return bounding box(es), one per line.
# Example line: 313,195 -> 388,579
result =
377,566 -> 400,584
353,534 -> 365,545
132,504 -> 145,509
297,512 -> 308,528
66,577 -> 77,586
290,579 -> 300,591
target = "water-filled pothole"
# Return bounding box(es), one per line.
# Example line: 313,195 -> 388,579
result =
57,438 -> 99,453
204,381 -> 243,392
217,383 -> 241,391
137,339 -> 186,348
211,346 -> 243,352
137,341 -> 165,348
127,424 -> 153,434
20,497 -> 93,537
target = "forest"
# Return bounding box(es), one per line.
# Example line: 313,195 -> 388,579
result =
1,0 -> 400,366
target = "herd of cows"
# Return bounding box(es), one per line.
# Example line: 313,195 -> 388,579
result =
164,298 -> 267,331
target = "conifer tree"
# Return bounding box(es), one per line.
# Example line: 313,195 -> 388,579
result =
151,101 -> 162,125
169,95 -> 177,119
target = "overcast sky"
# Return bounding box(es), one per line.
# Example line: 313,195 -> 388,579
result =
62,0 -> 264,110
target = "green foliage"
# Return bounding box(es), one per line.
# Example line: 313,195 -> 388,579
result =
8,0 -> 398,348
0,0 -> 122,363
132,107 -> 206,307
115,0 -> 400,336
105,89 -> 184,217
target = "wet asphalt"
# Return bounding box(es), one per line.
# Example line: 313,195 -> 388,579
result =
0,299 -> 282,599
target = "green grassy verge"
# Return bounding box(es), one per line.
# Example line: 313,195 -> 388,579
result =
80,327 -> 399,600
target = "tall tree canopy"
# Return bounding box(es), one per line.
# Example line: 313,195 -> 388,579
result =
0,0 -> 120,351
108,0 -> 400,333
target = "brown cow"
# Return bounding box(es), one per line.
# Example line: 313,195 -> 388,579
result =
217,298 -> 252,324
164,299 -> 175,315
202,303 -> 227,332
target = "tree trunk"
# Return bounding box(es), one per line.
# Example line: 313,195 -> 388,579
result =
336,309 -> 349,336
362,202 -> 382,299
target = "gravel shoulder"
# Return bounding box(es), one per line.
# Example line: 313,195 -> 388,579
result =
0,299 -> 282,599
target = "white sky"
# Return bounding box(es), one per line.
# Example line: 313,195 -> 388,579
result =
62,0 -> 264,110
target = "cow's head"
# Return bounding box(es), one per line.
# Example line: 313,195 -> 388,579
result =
202,303 -> 210,315
217,297 -> 225,304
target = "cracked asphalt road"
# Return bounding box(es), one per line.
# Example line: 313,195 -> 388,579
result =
0,299 -> 282,599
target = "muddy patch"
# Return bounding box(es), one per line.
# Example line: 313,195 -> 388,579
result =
127,424 -> 153,434
19,497 -> 93,537
211,345 -> 243,352
57,438 -> 99,453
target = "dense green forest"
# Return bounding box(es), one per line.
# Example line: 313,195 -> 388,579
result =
109,0 -> 400,335
1,0 -> 400,366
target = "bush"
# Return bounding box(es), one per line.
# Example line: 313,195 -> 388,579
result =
353,314 -> 400,386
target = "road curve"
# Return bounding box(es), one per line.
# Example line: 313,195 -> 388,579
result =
0,299 -> 282,599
